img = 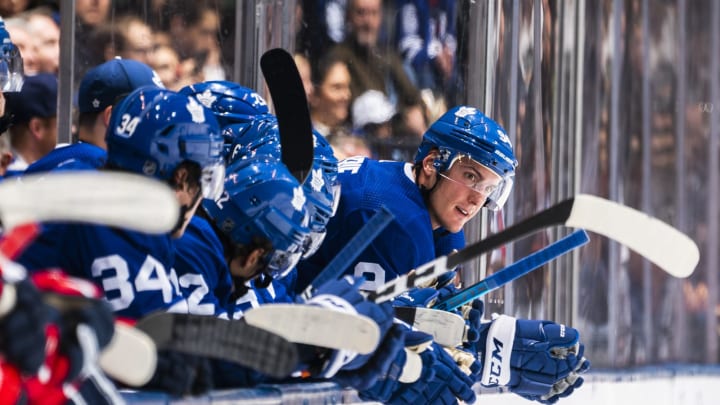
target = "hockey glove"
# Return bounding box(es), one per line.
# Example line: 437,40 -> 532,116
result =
382,341 -> 477,405
305,276 -> 396,377
0,277 -> 50,375
332,322 -> 407,391
30,269 -> 116,383
477,314 -> 591,403
359,329 -> 437,403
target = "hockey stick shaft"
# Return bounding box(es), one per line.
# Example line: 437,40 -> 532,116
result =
366,194 -> 698,303
0,171 -> 180,234
301,206 -> 394,300
260,48 -> 314,184
433,229 -> 590,311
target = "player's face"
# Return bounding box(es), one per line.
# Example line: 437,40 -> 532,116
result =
428,158 -> 501,233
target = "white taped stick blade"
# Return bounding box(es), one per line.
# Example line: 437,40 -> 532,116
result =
99,323 -> 157,386
407,307 -> 466,347
567,194 -> 699,278
243,304 -> 381,354
0,172 -> 180,234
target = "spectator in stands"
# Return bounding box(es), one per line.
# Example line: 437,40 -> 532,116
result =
394,0 -> 458,108
3,73 -> 58,175
309,53 -> 352,138
151,44 -> 183,90
294,52 -> 314,100
75,0 -> 111,79
4,16 -> 39,75
327,128 -> 372,160
0,0 -> 31,18
351,89 -> 417,161
25,7 -> 60,75
102,15 -> 155,65
158,1 -> 226,81
325,0 -> 428,140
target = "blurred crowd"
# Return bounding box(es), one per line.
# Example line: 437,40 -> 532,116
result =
0,0 -> 462,162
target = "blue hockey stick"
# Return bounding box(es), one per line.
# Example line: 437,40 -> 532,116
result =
300,206 -> 395,300
432,229 -> 590,311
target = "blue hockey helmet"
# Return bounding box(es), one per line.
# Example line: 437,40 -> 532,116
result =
302,131 -> 340,258
180,81 -> 272,158
203,155 -> 311,279
414,106 -> 518,211
0,19 -> 24,92
227,120 -> 339,257
226,115 -> 281,163
106,86 -> 226,200
179,80 -> 270,127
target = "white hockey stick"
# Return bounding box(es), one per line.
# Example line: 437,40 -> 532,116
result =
0,171 -> 180,234
367,194 -> 699,304
99,322 -> 157,386
243,304 -> 381,354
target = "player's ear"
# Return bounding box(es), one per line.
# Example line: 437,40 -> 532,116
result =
421,152 -> 436,175
102,106 -> 113,127
246,248 -> 266,269
170,165 -> 190,191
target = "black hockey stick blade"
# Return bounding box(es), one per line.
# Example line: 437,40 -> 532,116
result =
366,194 -> 699,303
260,48 -> 314,183
301,206 -> 395,300
135,312 -> 299,378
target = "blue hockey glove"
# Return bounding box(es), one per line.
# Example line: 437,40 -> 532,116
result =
477,315 -> 591,403
393,287 -> 439,308
459,299 -> 484,344
305,276 -> 395,377
332,322 -> 407,391
0,278 -> 50,375
359,329 -> 437,403
384,341 -> 477,405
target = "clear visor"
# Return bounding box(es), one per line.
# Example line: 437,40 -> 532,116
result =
446,155 -> 514,211
301,229 -> 326,259
201,162 -> 225,201
266,245 -> 304,279
0,43 -> 24,92
483,176 -> 513,211
329,183 -> 341,215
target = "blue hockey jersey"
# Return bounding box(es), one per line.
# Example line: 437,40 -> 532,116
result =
17,223 -> 189,319
24,142 -> 107,174
173,216 -> 234,318
296,157 -> 437,292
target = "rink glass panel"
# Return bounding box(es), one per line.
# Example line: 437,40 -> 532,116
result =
58,0 -> 718,368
